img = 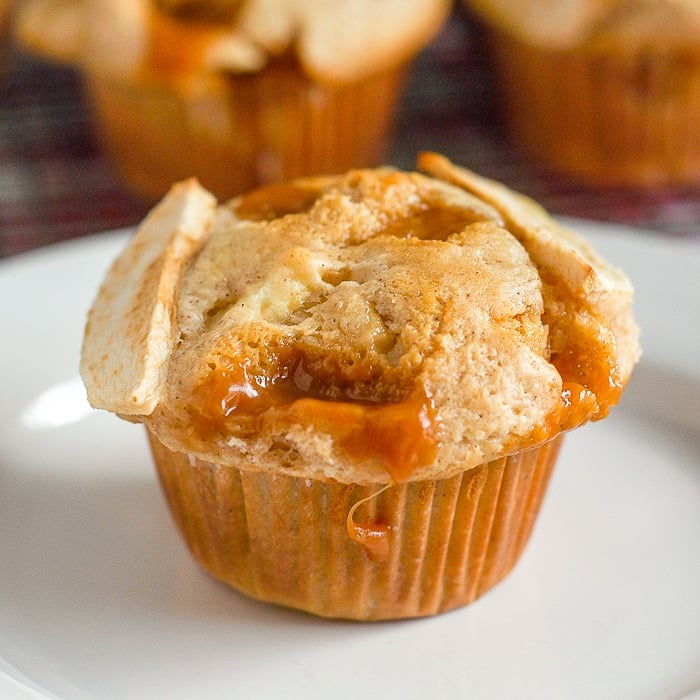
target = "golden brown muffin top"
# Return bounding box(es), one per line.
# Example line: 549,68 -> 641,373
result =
15,0 -> 450,84
467,0 -> 700,49
80,155 -> 640,484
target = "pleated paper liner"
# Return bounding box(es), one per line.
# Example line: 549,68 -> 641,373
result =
148,429 -> 562,621
85,60 -> 406,202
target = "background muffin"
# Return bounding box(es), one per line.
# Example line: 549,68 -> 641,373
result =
80,154 -> 639,620
15,0 -> 450,200
466,0 -> 700,187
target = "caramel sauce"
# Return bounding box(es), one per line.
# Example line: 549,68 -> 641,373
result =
347,522 -> 391,560
288,390 -> 438,483
516,268 -> 627,449
551,344 -> 622,414
188,352 -> 439,483
542,267 -> 624,422
188,351 -> 287,440
345,484 -> 393,560
380,205 -> 484,241
524,341 -> 622,449
234,183 -> 321,221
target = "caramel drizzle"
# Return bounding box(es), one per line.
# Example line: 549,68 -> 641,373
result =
346,483 -> 393,560
189,353 -> 440,483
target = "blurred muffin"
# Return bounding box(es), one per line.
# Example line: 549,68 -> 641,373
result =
80,154 -> 639,620
466,0 -> 700,186
15,0 -> 449,200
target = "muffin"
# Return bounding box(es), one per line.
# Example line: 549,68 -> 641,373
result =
80,153 -> 640,620
15,0 -> 450,200
466,0 -> 700,186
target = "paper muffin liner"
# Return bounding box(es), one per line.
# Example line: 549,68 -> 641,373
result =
483,27 -> 700,187
147,429 -> 562,621
84,61 -> 407,202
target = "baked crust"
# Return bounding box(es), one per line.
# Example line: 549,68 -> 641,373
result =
81,156 -> 640,483
80,180 -> 217,415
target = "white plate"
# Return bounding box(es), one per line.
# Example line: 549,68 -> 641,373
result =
0,221 -> 698,700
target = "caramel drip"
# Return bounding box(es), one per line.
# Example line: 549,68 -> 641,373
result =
346,484 -> 393,560
551,344 -> 622,416
189,354 -> 286,434
542,266 -> 625,422
524,346 -> 622,450
518,267 -> 628,448
188,353 -> 439,482
288,389 -> 438,483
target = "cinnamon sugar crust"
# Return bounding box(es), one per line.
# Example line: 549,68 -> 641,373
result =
80,155 -> 640,483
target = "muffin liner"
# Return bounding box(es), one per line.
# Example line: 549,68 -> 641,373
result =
148,429 -> 562,621
484,27 -> 700,186
85,61 -> 407,202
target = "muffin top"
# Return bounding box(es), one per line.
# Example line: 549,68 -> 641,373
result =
467,0 -> 700,49
80,154 -> 640,484
15,0 -> 450,84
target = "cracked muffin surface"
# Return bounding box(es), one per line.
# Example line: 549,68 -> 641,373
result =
81,154 -> 640,484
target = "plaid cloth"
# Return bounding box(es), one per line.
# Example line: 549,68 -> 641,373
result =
0,50 -> 147,258
2,8 -> 700,259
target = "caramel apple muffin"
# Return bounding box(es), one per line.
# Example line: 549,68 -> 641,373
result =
80,154 -> 640,619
